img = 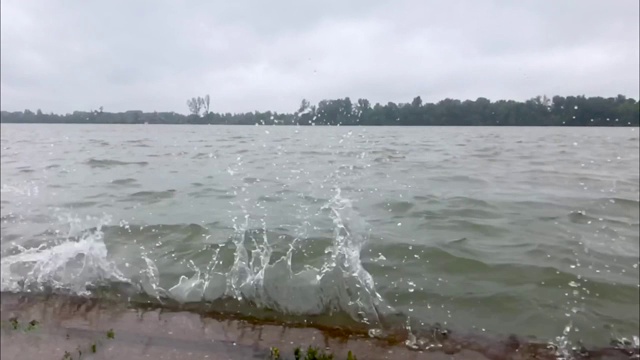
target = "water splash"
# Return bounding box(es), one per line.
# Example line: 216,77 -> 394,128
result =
1,214 -> 128,296
159,188 -> 390,326
551,322 -> 574,360
316,188 -> 387,324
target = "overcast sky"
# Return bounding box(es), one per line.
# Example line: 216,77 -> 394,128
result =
1,0 -> 638,114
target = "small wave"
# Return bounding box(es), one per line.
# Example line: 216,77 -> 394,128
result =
373,155 -> 406,163
257,195 -> 283,203
60,201 -> 98,209
300,150 -> 327,156
121,189 -> 176,203
408,207 -> 501,221
420,219 -> 508,238
187,189 -> 214,198
86,158 -> 149,168
601,197 -> 640,210
123,139 -> 150,144
375,201 -> 415,214
215,194 -> 236,200
243,177 -> 260,184
110,178 -> 138,186
567,210 -> 636,227
192,152 -> 215,159
17,167 -> 35,173
89,139 -> 110,146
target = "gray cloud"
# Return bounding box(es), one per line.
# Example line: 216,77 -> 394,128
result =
1,0 -> 638,114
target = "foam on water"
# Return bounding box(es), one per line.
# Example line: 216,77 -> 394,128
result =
1,214 -> 128,296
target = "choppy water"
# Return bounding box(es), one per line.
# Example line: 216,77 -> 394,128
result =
1,124 -> 638,350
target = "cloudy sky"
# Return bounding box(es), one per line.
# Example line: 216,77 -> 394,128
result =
1,0 -> 638,114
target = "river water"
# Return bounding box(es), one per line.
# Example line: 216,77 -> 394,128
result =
1,124 -> 638,349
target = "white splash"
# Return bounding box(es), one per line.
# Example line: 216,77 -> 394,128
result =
160,188 -> 390,326
1,214 -> 128,296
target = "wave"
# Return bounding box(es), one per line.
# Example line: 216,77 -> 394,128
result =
1,216 -> 127,296
0,190 -> 391,328
1,189 -> 638,352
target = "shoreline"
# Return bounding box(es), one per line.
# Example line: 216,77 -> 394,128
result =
1,292 -> 636,360
1,122 -> 638,127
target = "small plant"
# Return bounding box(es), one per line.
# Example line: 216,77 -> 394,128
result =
62,350 -> 72,359
305,346 -> 318,360
91,343 -> 97,353
26,319 -> 39,331
304,346 -> 334,360
9,318 -> 19,330
106,328 -> 115,339
266,346 -> 356,360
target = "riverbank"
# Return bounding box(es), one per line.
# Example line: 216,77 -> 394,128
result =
1,292 -> 636,360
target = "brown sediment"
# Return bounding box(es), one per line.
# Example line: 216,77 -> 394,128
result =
0,292 -> 635,360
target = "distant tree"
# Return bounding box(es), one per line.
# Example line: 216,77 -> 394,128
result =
187,95 -> 211,117
187,97 -> 202,116
203,95 -> 210,115
298,99 -> 310,113
2,94 -> 637,126
297,99 -> 312,125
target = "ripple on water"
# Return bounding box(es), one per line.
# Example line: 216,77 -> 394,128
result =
110,178 -> 139,186
375,201 -> 415,214
86,158 -> 149,168
60,201 -> 99,209
120,189 -> 176,203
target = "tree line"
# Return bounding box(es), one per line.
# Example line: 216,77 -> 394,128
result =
1,95 -> 638,126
